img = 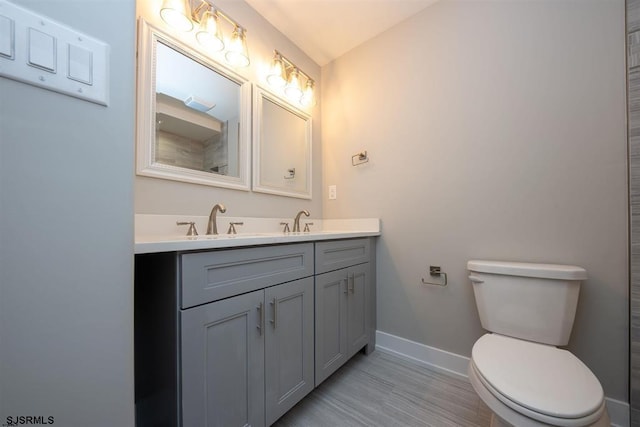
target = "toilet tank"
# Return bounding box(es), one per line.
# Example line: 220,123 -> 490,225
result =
467,260 -> 587,346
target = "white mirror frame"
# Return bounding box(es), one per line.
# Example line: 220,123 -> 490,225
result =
136,19 -> 251,190
252,85 -> 312,199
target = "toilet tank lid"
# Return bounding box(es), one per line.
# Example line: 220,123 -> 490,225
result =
467,260 -> 587,280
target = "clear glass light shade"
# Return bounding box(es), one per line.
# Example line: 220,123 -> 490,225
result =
266,54 -> 286,88
285,68 -> 303,101
300,79 -> 315,107
160,0 -> 193,32
225,27 -> 250,67
196,10 -> 224,51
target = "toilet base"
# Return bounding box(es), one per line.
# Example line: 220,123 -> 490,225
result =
468,362 -> 610,427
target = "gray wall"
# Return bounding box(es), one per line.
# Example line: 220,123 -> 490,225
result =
135,0 -> 323,219
321,0 -> 628,401
0,1 -> 136,425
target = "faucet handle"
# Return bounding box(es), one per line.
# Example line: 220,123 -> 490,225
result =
303,222 -> 314,232
227,222 -> 244,235
177,221 -> 198,236
280,222 -> 291,233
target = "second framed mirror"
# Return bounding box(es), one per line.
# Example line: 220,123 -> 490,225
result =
252,86 -> 312,199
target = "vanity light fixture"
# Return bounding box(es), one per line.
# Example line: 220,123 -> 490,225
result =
266,52 -> 286,88
225,26 -> 250,68
285,68 -> 303,101
159,0 -> 250,67
266,50 -> 315,108
195,6 -> 224,52
160,0 -> 194,32
300,79 -> 315,107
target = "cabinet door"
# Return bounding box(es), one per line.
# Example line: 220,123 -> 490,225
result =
265,277 -> 314,425
347,263 -> 369,358
181,290 -> 265,427
314,268 -> 348,385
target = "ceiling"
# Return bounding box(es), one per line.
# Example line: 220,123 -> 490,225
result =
244,0 -> 439,66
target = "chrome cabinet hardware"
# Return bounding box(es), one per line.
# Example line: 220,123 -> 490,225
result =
270,298 -> 278,329
257,302 -> 264,335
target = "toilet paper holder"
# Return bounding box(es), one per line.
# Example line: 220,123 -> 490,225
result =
421,266 -> 448,287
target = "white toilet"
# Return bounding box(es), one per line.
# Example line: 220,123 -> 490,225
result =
466,260 -> 610,427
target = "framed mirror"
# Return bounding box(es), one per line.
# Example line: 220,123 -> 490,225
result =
252,86 -> 312,199
136,20 -> 251,190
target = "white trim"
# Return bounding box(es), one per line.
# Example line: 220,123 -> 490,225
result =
375,330 -> 470,380
606,397 -> 630,427
375,330 -> 629,427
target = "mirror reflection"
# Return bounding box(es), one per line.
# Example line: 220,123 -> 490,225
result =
253,87 -> 312,199
136,20 -> 251,190
155,42 -> 240,177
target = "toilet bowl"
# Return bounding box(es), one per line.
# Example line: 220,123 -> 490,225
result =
466,261 -> 609,427
468,334 -> 609,427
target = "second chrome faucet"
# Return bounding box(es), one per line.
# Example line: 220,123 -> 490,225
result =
207,203 -> 226,235
292,210 -> 310,232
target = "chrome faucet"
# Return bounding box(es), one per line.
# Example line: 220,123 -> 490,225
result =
292,210 -> 310,232
206,203 -> 226,235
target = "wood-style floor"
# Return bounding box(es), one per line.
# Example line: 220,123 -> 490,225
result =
273,350 -> 493,427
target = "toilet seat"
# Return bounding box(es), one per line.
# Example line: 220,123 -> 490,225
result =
471,334 -> 605,426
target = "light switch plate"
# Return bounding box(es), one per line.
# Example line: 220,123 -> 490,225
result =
0,0 -> 109,105
328,185 -> 337,200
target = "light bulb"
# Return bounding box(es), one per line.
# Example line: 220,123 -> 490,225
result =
196,9 -> 224,51
225,26 -> 250,67
300,79 -> 315,107
267,53 -> 286,88
285,68 -> 303,101
160,0 -> 193,32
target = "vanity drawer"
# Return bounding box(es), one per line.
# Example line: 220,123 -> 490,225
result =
181,243 -> 314,308
315,238 -> 371,274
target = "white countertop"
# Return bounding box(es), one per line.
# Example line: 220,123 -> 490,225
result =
135,215 -> 380,254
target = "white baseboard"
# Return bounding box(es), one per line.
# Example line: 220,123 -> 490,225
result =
606,397 -> 630,427
374,330 -> 630,427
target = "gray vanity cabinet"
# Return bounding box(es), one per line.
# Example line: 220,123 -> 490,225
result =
135,238 -> 375,427
181,276 -> 314,427
264,277 -> 314,425
181,289 -> 265,427
135,243 -> 315,427
314,239 -> 373,385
